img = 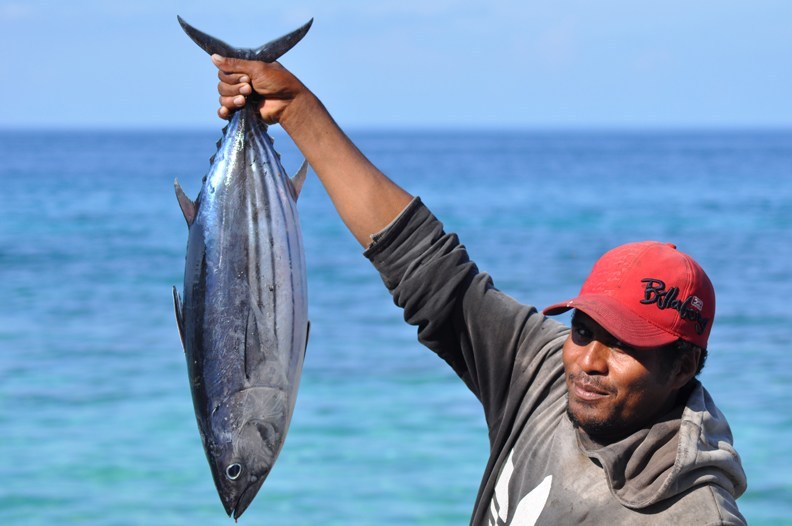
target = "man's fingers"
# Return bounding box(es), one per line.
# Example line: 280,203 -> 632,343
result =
217,69 -> 250,85
218,80 -> 252,97
219,94 -> 248,109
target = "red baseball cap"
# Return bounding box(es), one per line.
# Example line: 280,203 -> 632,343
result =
543,241 -> 715,349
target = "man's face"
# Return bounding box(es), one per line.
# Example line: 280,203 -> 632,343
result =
562,311 -> 685,441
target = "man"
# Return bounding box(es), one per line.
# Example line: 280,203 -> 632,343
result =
211,54 -> 747,525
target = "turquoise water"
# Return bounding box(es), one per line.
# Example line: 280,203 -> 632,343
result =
1,129 -> 790,524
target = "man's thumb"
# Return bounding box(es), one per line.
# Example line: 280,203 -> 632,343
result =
211,54 -> 247,72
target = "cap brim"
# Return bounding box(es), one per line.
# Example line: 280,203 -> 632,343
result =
543,295 -> 679,349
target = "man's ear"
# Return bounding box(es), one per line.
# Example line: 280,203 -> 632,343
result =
671,347 -> 701,389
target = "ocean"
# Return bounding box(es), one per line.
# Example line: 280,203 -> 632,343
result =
0,129 -> 790,525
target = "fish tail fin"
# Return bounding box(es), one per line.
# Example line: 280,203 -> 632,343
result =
177,16 -> 313,63
289,160 -> 309,200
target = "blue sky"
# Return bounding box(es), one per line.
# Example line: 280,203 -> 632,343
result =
1,0 -> 791,129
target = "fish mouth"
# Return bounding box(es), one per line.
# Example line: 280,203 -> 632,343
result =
229,477 -> 266,520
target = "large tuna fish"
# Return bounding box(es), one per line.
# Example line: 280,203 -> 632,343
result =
172,16 -> 312,520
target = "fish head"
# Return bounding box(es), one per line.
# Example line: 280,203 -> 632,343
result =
207,387 -> 289,519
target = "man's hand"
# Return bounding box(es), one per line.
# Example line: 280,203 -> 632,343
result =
213,55 -> 308,126
212,53 -> 413,246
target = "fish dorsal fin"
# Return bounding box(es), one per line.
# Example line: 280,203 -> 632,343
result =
177,16 -> 313,63
174,179 -> 197,226
172,286 -> 186,353
289,160 -> 309,200
209,130 -> 226,165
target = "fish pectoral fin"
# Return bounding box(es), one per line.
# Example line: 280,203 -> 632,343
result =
174,179 -> 197,226
244,307 -> 264,381
172,286 -> 186,353
304,321 -> 311,359
289,160 -> 309,201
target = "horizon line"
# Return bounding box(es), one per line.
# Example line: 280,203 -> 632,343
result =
2,124 -> 792,134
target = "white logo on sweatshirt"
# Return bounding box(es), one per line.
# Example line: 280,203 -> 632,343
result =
488,449 -> 552,525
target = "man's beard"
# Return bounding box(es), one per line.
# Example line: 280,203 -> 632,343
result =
566,402 -> 627,442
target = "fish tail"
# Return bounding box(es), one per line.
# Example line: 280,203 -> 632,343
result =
177,16 -> 313,63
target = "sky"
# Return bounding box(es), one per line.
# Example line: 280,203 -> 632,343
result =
1,0 -> 791,130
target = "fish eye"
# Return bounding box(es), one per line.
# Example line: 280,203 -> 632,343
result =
226,463 -> 242,480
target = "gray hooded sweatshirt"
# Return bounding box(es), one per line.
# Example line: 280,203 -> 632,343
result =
364,198 -> 747,525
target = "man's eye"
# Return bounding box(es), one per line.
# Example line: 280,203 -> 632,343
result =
612,340 -> 636,354
571,324 -> 593,344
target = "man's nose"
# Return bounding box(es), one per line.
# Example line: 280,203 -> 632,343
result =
577,340 -> 609,375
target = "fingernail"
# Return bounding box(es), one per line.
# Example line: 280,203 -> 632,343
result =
211,54 -> 223,64
240,84 -> 251,95
240,75 -> 249,84
234,95 -> 245,106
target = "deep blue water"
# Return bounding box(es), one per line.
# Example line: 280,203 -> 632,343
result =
0,129 -> 790,525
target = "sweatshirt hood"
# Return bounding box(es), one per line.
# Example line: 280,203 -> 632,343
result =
576,381 -> 747,510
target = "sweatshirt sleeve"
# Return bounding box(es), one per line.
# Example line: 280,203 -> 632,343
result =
364,197 -> 568,431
